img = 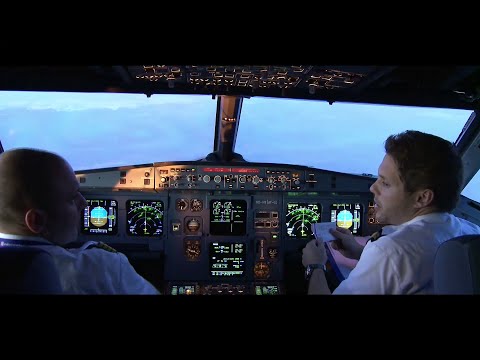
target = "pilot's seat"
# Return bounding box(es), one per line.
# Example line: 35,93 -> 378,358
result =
434,234 -> 480,294
0,246 -> 63,294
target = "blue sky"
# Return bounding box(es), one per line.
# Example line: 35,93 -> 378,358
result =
0,91 -> 478,202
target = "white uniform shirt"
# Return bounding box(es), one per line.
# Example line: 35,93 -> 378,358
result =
333,213 -> 480,295
0,232 -> 160,294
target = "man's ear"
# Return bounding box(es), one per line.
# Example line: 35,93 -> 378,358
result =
413,189 -> 435,209
24,208 -> 48,234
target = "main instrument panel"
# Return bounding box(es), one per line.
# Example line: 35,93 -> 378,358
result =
76,161 -> 382,295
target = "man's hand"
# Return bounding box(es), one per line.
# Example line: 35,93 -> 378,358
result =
330,227 -> 364,260
302,239 -> 327,267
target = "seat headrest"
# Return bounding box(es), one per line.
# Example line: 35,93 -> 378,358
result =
0,246 -> 63,294
434,234 -> 480,295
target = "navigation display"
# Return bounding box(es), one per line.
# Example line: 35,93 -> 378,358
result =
285,202 -> 322,239
209,199 -> 247,236
330,203 -> 363,234
81,199 -> 118,235
209,242 -> 246,277
126,200 -> 164,236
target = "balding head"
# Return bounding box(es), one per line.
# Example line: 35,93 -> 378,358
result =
0,148 -> 86,245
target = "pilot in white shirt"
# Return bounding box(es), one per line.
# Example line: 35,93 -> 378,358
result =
332,213 -> 480,294
0,232 -> 160,294
0,148 -> 161,295
302,130 -> 480,295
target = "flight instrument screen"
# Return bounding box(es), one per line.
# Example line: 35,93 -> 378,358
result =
126,200 -> 164,236
81,199 -> 118,235
209,242 -> 246,277
209,199 -> 247,236
330,203 -> 363,234
285,202 -> 322,239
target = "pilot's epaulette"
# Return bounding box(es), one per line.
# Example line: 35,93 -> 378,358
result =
368,229 -> 384,243
89,241 -> 118,253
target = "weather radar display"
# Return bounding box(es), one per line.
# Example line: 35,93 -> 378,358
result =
286,202 -> 321,239
82,199 -> 118,235
126,200 -> 164,236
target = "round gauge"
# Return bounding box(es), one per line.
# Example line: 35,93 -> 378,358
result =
212,201 -> 221,215
211,200 -> 232,219
184,240 -> 201,260
254,261 -> 271,279
176,198 -> 189,211
126,200 -> 164,236
186,218 -> 201,232
285,203 -> 322,239
191,199 -> 203,212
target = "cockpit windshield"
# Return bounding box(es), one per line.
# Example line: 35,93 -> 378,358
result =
0,90 -> 477,201
0,92 -> 216,169
237,97 -> 469,172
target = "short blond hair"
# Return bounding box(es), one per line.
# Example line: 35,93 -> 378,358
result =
0,148 -> 67,227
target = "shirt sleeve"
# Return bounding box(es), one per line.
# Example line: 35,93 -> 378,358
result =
77,249 -> 161,294
333,242 -> 401,294
116,252 -> 161,294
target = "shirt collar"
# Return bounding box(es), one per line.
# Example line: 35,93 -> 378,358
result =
0,232 -> 52,245
381,212 -> 449,236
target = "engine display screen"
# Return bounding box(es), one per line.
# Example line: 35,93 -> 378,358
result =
209,242 -> 246,277
126,200 -> 164,236
209,200 -> 247,236
330,203 -> 363,234
81,199 -> 118,235
285,202 -> 322,239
